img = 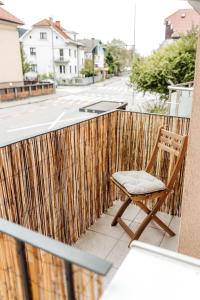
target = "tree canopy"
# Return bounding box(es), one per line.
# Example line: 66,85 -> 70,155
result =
106,39 -> 132,74
130,31 -> 197,97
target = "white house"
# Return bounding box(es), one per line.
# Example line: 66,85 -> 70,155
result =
20,18 -> 85,83
78,39 -> 105,69
0,1 -> 24,88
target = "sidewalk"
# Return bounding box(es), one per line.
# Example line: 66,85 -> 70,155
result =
0,92 -> 61,110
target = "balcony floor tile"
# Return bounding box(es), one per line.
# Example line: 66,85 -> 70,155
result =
89,214 -> 131,239
74,203 -> 181,287
120,221 -> 165,246
75,230 -> 118,259
160,216 -> 181,252
106,240 -> 131,268
135,210 -> 173,230
105,200 -> 140,221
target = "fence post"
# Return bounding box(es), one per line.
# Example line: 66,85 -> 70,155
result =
64,261 -> 76,300
14,88 -> 18,99
29,86 -> 32,97
16,241 -> 32,300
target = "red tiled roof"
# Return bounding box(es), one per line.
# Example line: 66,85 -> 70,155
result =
0,6 -> 24,25
165,9 -> 200,37
33,18 -> 72,41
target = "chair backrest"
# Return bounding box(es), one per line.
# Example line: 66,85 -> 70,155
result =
146,127 -> 188,189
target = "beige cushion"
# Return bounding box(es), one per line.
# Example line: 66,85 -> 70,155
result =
112,170 -> 166,195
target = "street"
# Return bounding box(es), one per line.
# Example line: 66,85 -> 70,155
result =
0,75 -> 148,146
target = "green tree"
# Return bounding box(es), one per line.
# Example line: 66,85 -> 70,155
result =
106,39 -> 132,74
130,31 -> 197,98
81,59 -> 95,77
105,51 -> 115,74
20,44 -> 31,75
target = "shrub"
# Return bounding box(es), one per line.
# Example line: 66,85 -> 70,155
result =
130,31 -> 197,98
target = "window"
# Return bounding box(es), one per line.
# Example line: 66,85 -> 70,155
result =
69,48 -> 71,56
59,49 -> 64,57
40,32 -> 47,40
69,66 -> 72,73
59,65 -> 65,74
31,64 -> 37,72
74,50 -> 77,58
75,66 -> 77,73
30,48 -> 36,55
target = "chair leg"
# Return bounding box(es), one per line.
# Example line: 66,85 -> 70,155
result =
136,201 -> 175,237
111,198 -> 132,226
131,196 -> 170,242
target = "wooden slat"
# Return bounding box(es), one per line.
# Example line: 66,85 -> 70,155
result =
158,142 -> 180,156
161,129 -> 185,141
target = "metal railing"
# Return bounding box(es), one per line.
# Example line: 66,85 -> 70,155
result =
0,218 -> 112,300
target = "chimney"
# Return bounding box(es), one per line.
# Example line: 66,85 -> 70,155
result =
55,21 -> 61,28
49,17 -> 53,23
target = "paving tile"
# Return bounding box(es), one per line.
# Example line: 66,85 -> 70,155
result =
106,240 -> 131,268
120,221 -> 165,246
104,267 -> 118,288
135,210 -> 173,230
89,214 -> 131,239
170,216 -> 181,232
160,216 -> 181,252
75,231 -> 117,259
105,200 -> 140,222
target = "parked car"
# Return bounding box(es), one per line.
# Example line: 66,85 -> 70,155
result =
39,79 -> 58,88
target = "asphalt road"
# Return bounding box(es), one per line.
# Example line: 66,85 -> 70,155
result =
0,75 -> 147,146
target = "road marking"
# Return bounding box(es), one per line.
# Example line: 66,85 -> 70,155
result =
7,114 -> 95,133
48,112 -> 65,130
7,122 -> 51,132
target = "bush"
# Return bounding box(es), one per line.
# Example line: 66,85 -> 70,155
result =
143,101 -> 168,115
130,31 -> 197,98
81,59 -> 95,77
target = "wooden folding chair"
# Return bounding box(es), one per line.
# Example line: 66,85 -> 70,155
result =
111,127 -> 188,244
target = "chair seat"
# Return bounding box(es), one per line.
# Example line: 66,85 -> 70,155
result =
112,170 -> 166,195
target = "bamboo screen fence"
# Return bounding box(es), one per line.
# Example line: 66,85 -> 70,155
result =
0,232 -> 103,300
0,111 -> 190,245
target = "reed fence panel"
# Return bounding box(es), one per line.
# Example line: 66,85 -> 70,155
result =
0,232 -> 103,300
0,111 -> 190,245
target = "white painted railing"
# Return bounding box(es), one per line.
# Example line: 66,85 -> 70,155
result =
167,82 -> 194,117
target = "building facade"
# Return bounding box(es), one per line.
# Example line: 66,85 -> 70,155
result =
78,39 -> 105,69
20,18 -> 85,83
164,9 -> 200,40
0,2 -> 24,88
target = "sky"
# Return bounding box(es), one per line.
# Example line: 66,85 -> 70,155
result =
4,0 -> 192,55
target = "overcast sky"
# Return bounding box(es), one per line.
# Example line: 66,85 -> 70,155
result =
4,0 -> 191,55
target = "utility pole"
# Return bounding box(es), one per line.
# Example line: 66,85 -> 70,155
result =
133,2 -> 136,57
92,38 -> 95,84
132,2 -> 136,108
77,45 -> 80,77
50,20 -> 56,84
